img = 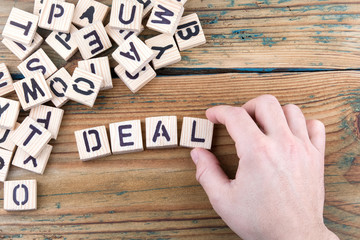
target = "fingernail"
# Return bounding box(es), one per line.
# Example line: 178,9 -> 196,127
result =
190,148 -> 199,164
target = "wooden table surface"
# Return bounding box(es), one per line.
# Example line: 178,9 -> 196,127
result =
0,0 -> 360,239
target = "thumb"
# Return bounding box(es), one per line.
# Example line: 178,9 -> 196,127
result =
191,148 -> 230,203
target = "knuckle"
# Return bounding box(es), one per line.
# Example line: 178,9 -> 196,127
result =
258,94 -> 279,104
309,119 -> 325,132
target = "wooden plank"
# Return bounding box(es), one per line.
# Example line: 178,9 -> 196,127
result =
0,71 -> 359,238
1,0 -> 360,73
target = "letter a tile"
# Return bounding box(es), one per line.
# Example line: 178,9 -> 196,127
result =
74,125 -> 111,161
72,0 -> 110,28
4,180 -> 37,211
145,116 -> 178,149
180,117 -> 213,150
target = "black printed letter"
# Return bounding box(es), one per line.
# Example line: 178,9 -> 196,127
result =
152,120 -> 170,142
118,125 -> 134,147
191,120 -> 205,143
83,30 -> 104,55
23,124 -> 42,146
23,78 -> 46,103
151,5 -> 174,25
48,4 -> 64,24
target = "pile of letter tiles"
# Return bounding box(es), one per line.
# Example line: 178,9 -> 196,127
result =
0,0 -> 210,211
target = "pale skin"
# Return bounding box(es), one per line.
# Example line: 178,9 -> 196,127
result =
190,95 -> 340,240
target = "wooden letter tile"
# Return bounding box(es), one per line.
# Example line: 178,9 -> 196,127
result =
0,149 -> 14,182
4,180 -> 37,211
175,13 -> 206,51
74,125 -> 111,161
105,24 -> 143,46
146,0 -> 184,35
73,21 -> 112,60
10,116 -> 52,157
180,117 -> 214,150
0,97 -> 20,130
72,0 -> 110,28
13,72 -> 53,111
17,48 -> 58,79
145,34 -> 181,69
2,8 -> 39,46
145,116 -> 178,149
114,64 -> 156,93
0,122 -> 20,152
135,0 -> 154,18
45,24 -> 79,61
78,56 -> 113,90
46,67 -> 71,108
109,0 -> 143,32
12,144 -> 52,175
65,67 -> 102,107
112,35 -> 156,75
110,120 -> 143,154
38,0 -> 75,32
29,105 -> 64,139
1,33 -> 43,61
0,63 -> 14,97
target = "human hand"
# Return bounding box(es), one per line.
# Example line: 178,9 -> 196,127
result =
190,95 -> 339,240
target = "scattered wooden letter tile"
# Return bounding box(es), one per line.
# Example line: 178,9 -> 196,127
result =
114,64 -> 156,93
78,56 -> 113,90
73,21 -> 112,60
38,0 -> 75,32
45,24 -> 79,61
13,72 -> 53,111
146,0 -> 184,35
105,24 -> 143,46
112,35 -> 156,75
109,0 -> 143,32
72,0 -> 110,28
109,120 -> 143,154
0,63 -> 14,97
2,8 -> 39,46
10,116 -> 52,157
175,13 -> 206,51
74,125 -> 111,161
135,0 -> 154,18
0,148 -> 14,182
145,34 -> 181,69
145,116 -> 178,149
4,179 -> 37,211
180,117 -> 214,150
29,105 -> 64,139
46,67 -> 71,108
1,33 -> 43,61
0,97 -> 20,129
65,67 -> 102,107
17,48 -> 58,79
0,122 -> 20,152
12,144 -> 52,175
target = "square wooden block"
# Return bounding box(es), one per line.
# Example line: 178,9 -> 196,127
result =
145,116 -> 178,149
0,148 -> 14,182
73,21 -> 112,60
12,144 -> 53,175
2,8 -> 39,46
175,13 -> 206,51
112,35 -> 156,75
17,48 -> 58,79
4,180 -> 37,211
146,0 -> 184,35
74,125 -> 111,161
135,0 -> 154,18
34,0 -> 65,15
0,97 -> 20,130
105,24 -> 143,46
0,63 -> 14,97
180,117 -> 214,150
114,64 -> 156,93
110,120 -> 143,154
0,122 -> 20,152
72,0 -> 110,28
11,117 -> 52,157
78,56 -> 113,90
145,34 -> 181,69
1,33 -> 43,61
45,24 -> 79,61
29,105 -> 64,139
38,0 -> 75,32
13,72 -> 53,111
46,67 -> 72,108
109,0 -> 143,32
65,67 -> 102,107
